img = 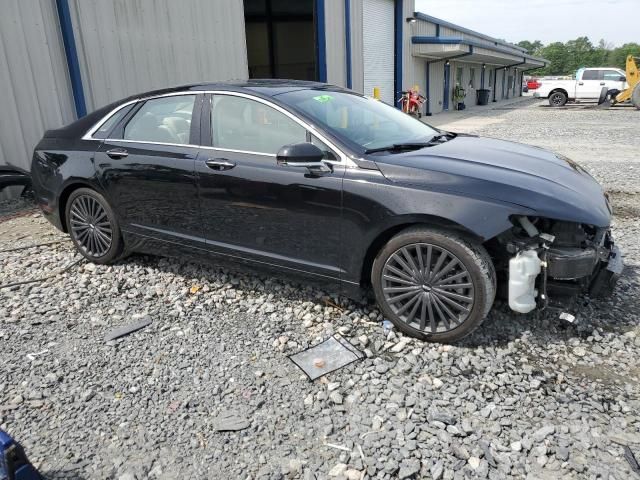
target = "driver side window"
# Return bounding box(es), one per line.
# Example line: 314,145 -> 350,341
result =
212,95 -> 306,154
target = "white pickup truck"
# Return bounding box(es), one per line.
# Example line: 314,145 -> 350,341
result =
534,67 -> 628,106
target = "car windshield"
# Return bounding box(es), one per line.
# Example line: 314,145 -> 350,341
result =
278,89 -> 439,151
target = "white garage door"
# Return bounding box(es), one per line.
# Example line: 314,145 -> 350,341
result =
363,0 -> 395,105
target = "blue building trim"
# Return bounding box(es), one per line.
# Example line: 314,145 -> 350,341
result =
315,0 -> 327,82
344,0 -> 352,88
394,0 -> 403,108
443,62 -> 450,111
425,61 -> 431,115
55,0 -> 86,117
441,47 -> 473,111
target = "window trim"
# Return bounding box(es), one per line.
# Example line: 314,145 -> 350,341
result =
82,100 -> 139,140
83,90 -> 354,167
119,93 -> 199,146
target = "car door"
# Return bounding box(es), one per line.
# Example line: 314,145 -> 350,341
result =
196,92 -> 345,281
94,93 -> 204,245
602,69 -> 627,93
576,70 -> 604,99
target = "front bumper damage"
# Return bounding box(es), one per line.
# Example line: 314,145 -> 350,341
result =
507,218 -> 623,314
588,245 -> 623,297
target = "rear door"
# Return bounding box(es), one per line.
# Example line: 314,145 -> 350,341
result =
196,92 -> 345,281
95,93 -> 204,245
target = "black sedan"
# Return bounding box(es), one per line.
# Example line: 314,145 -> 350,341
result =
31,80 -> 622,343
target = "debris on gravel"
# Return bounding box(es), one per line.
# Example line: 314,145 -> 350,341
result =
1,101 -> 639,479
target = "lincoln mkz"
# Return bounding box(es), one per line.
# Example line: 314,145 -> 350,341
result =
31,80 -> 623,342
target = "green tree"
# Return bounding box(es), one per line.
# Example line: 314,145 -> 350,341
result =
518,38 -> 639,76
537,42 -> 570,76
608,43 -> 640,69
564,37 -> 596,72
517,40 -> 543,56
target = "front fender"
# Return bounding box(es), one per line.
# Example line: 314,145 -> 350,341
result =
341,168 -> 534,284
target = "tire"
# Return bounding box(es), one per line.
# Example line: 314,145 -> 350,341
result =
633,83 -> 640,110
548,91 -> 567,107
598,87 -> 609,105
372,227 -> 496,343
65,187 -> 124,264
607,89 -> 621,105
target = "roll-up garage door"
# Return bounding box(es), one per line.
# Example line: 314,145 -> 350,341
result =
362,0 -> 395,105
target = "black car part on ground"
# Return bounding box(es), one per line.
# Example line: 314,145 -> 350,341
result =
0,166 -> 32,196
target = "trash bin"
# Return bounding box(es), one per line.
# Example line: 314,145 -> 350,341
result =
477,89 -> 491,106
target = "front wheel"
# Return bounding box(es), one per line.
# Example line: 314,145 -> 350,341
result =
549,91 -> 567,107
372,227 -> 496,343
65,188 -> 124,264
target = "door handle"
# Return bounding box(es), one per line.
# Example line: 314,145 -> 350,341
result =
205,158 -> 236,171
105,148 -> 128,159
600,82 -> 606,85
578,82 -> 584,85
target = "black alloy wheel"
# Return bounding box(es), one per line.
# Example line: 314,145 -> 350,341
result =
381,243 -> 474,333
65,188 -> 123,264
372,227 -> 496,343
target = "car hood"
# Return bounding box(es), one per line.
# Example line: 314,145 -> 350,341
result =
372,136 -> 611,227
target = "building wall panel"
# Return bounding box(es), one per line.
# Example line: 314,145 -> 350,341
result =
325,0 -> 346,86
350,0 -> 364,93
69,0 -> 249,112
0,0 -> 76,177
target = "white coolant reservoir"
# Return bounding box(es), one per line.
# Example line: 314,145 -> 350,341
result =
509,250 -> 542,313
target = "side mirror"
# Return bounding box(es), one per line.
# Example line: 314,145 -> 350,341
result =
618,76 -> 627,82
276,142 -> 331,174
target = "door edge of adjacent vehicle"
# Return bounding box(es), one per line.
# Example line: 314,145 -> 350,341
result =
82,90 -> 358,169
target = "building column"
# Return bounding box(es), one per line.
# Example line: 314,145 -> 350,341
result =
55,0 -> 86,117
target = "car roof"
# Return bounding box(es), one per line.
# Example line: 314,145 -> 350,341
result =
139,79 -> 352,98
47,80 -> 355,139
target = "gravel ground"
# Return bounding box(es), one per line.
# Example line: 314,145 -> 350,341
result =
1,101 -> 639,480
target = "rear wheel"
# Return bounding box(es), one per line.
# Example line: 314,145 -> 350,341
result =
65,188 -> 123,264
549,91 -> 567,107
372,227 -> 496,343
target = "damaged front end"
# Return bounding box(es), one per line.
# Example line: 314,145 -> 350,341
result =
494,216 -> 623,314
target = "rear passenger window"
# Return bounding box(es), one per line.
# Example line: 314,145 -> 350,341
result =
124,95 -> 196,145
582,70 -> 601,80
92,104 -> 134,139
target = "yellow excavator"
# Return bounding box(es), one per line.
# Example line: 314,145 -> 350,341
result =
610,55 -> 640,109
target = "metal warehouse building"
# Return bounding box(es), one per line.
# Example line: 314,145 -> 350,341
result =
0,0 -> 546,177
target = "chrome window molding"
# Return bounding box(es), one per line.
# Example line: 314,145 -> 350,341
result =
82,90 -> 357,168
200,145 -> 277,158
98,138 -> 200,149
81,99 -> 140,140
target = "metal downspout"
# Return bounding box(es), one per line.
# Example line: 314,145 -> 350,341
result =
55,0 -> 86,117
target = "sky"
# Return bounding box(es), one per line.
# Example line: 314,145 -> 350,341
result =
413,0 -> 639,47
